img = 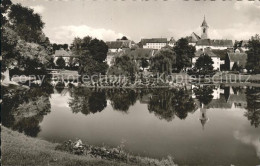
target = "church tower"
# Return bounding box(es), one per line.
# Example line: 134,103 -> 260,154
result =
201,16 -> 209,39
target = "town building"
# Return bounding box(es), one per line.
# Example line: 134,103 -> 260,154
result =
53,49 -> 79,66
140,38 -> 168,49
193,17 -> 233,50
106,39 -> 133,53
226,52 -> 248,71
192,48 -> 224,71
186,32 -> 201,46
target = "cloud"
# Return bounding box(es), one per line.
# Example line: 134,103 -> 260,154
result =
49,25 -> 125,44
234,130 -> 260,159
30,5 -> 46,14
234,1 -> 260,21
209,22 -> 260,40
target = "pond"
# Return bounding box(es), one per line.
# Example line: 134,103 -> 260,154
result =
2,84 -> 260,165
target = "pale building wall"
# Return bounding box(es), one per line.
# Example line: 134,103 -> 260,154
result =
196,45 -> 229,50
143,43 -> 167,49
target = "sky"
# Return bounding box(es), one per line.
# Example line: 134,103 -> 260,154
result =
13,0 -> 260,44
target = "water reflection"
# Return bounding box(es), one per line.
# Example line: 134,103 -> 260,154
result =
245,87 -> 260,128
148,88 -> 196,121
2,85 -> 53,137
68,88 -> 107,115
3,84 -> 260,135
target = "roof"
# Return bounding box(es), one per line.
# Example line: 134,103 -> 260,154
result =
127,48 -> 155,59
106,41 -> 131,49
228,52 -> 247,67
186,32 -> 201,43
197,39 -> 233,47
195,48 -> 218,57
141,38 -> 167,45
53,49 -> 78,57
211,49 -> 228,60
201,17 -> 209,27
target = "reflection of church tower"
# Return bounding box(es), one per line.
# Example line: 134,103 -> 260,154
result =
201,16 -> 209,39
199,103 -> 209,130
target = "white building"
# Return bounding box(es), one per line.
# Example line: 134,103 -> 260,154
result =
140,38 -> 167,49
192,48 -> 224,71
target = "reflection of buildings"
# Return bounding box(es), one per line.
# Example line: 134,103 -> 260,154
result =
192,85 -> 248,129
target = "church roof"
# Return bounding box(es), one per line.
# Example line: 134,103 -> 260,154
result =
197,39 -> 233,47
201,17 -> 209,27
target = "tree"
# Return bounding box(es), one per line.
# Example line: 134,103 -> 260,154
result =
195,54 -> 214,72
173,38 -> 196,71
150,48 -> 176,75
70,36 -> 109,76
193,86 -> 214,105
1,0 -> 12,26
121,36 -> 128,40
245,87 -> 260,128
56,57 -> 66,69
246,34 -> 260,74
108,54 -> 138,80
8,3 -> 44,43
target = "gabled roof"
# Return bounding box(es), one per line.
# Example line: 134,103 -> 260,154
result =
197,39 -> 233,47
186,32 -> 201,43
127,48 -> 155,59
168,37 -> 176,43
211,49 -> 228,60
141,38 -> 167,44
195,48 -> 218,57
228,52 -> 247,67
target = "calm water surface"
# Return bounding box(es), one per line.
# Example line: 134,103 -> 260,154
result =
3,85 -> 260,165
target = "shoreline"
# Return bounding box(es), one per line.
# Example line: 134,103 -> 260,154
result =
1,126 -> 176,166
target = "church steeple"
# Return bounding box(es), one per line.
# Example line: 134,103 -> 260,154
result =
201,16 -> 209,39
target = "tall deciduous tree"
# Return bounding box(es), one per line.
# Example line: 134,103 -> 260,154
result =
174,38 -> 195,71
150,48 -> 176,75
246,34 -> 260,74
195,54 -> 214,72
70,36 -> 108,76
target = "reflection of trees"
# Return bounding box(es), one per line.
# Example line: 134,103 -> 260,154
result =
245,87 -> 260,128
2,86 -> 52,137
107,89 -> 138,112
148,88 -> 196,121
69,87 -> 107,115
193,86 -> 214,105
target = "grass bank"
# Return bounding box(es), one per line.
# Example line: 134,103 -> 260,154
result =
1,127 -> 176,166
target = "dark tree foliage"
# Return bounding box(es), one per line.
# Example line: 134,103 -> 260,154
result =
121,36 -> 128,40
246,34 -> 260,74
1,0 -> 12,25
69,88 -> 107,115
140,58 -> 149,71
245,87 -> 260,128
173,38 -> 196,71
193,86 -> 214,105
2,86 -> 52,137
148,88 -> 196,121
195,54 -> 214,71
8,3 -> 45,42
56,57 -> 66,69
150,48 -> 176,75
107,89 -> 138,112
70,36 -> 108,75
